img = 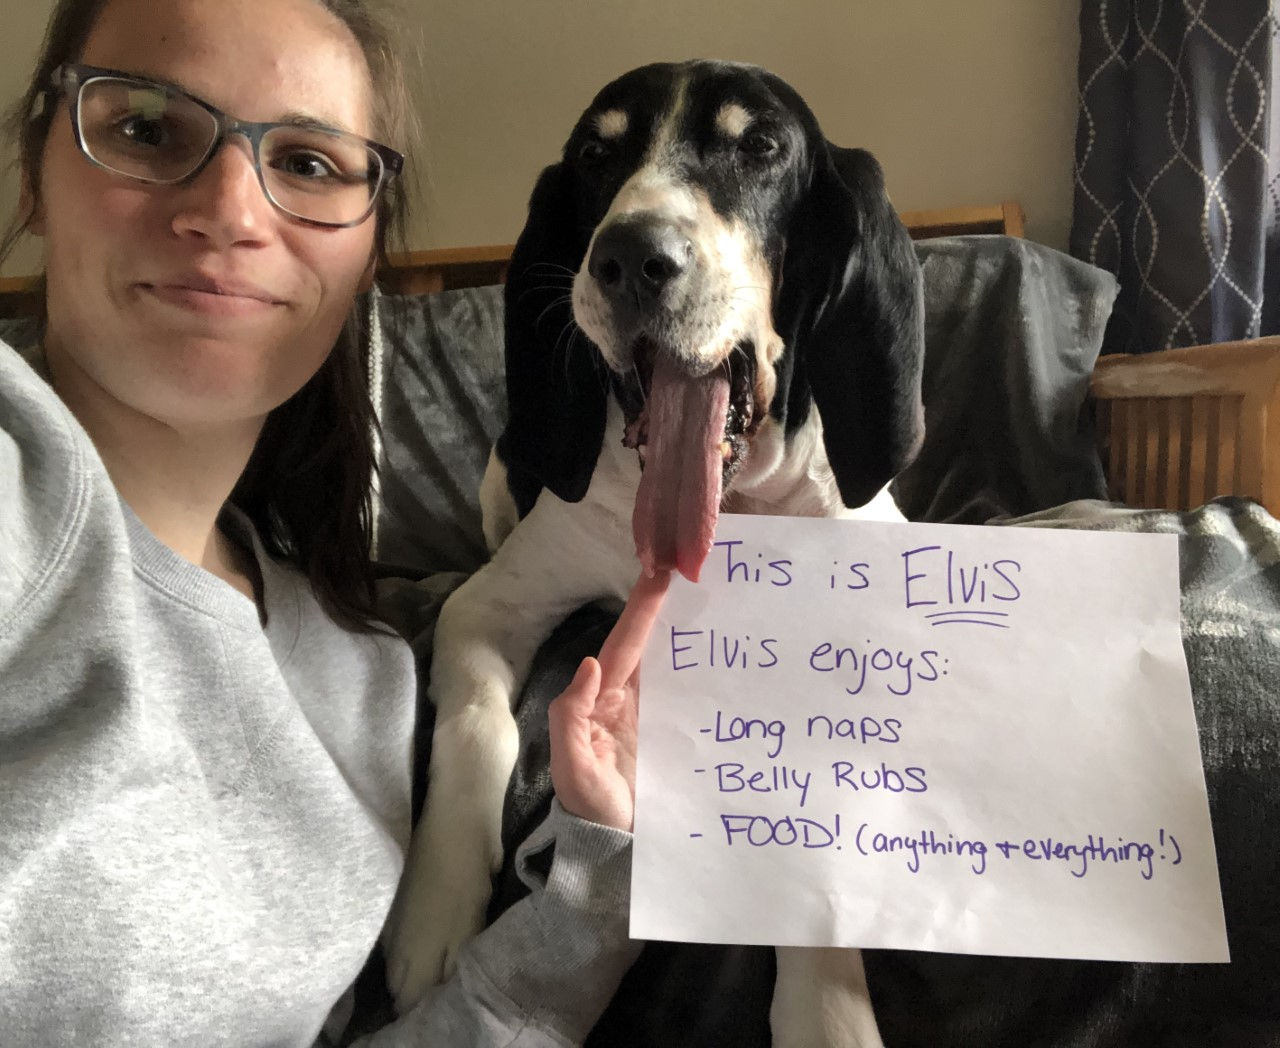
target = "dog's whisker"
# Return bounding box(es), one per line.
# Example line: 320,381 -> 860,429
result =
516,264 -> 579,285
631,362 -> 649,407
534,294 -> 575,331
553,318 -> 578,357
517,275 -> 575,295
582,330 -> 611,391
554,327 -> 576,390
518,283 -> 575,307
556,322 -> 604,394
534,292 -> 574,314
524,262 -> 579,277
553,311 -> 588,364
526,279 -> 577,293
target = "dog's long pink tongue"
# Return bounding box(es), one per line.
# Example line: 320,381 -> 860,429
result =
633,352 -> 729,582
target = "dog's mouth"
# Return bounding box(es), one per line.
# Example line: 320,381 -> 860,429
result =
620,337 -> 760,581
621,339 -> 758,474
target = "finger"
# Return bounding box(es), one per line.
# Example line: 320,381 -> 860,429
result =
549,657 -> 602,792
597,569 -> 671,689
551,656 -> 602,720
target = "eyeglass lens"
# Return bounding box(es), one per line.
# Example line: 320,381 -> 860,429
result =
76,77 -> 384,226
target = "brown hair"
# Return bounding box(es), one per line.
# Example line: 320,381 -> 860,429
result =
1,0 -> 417,632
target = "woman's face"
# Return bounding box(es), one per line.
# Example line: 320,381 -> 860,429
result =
32,0 -> 379,433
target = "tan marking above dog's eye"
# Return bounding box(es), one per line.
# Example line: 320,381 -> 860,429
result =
595,109 -> 629,139
715,103 -> 753,139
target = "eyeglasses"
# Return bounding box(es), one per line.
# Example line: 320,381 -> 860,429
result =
51,63 -> 404,228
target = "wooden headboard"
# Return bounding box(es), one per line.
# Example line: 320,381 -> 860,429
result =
1089,336 -> 1280,516
377,200 -> 1027,295
0,200 -> 1025,316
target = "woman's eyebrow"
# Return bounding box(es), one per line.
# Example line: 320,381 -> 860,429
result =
93,67 -> 358,135
276,111 -> 359,136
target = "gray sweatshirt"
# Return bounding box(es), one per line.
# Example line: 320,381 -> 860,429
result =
0,341 -> 640,1047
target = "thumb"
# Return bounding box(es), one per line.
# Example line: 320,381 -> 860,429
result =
555,656 -> 601,718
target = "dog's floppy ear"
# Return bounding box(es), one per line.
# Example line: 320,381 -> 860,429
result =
776,144 -> 925,509
498,162 -> 606,511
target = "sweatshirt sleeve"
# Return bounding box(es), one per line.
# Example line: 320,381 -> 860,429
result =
0,343 -> 92,636
351,801 -> 641,1048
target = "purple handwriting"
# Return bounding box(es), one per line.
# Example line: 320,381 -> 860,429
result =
700,713 -> 908,759
699,817 -> 1185,881
702,710 -> 787,758
671,628 -> 949,697
713,540 -> 794,586
711,763 -> 812,807
671,628 -> 780,671
833,761 -> 928,793
807,641 -> 946,696
989,830 -> 1181,880
705,539 -> 1026,619
854,824 -> 989,873
807,714 -> 902,745
700,755 -> 928,799
717,813 -> 842,848
902,546 -> 1023,623
829,560 -> 871,590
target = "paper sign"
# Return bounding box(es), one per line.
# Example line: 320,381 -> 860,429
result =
632,514 -> 1229,962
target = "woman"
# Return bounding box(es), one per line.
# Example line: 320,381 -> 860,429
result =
0,0 -> 666,1044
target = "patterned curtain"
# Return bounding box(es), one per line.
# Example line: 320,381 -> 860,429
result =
1071,1 -> 1279,355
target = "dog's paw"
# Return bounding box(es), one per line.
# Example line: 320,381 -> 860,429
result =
383,824 -> 497,1014
384,888 -> 488,1014
770,946 -> 883,1048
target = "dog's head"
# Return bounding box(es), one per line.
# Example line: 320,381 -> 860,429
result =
500,60 -> 924,578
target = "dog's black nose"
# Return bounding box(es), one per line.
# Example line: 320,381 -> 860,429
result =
588,217 -> 693,306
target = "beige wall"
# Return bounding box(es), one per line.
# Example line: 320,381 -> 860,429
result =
0,0 -> 53,276
0,0 -> 1081,277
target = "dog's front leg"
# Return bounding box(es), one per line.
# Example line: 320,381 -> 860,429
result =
384,497 -> 633,1012
384,568 -> 530,1011
771,946 -> 884,1048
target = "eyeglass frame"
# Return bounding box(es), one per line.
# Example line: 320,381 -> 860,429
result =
49,63 -> 405,229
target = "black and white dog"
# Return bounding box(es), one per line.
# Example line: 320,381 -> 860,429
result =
387,60 -> 925,1046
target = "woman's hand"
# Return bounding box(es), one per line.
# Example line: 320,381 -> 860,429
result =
548,570 -> 671,831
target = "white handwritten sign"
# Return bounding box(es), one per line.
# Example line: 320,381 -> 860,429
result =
632,514 -> 1229,962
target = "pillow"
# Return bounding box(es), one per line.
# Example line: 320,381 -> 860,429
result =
372,286 -> 507,573
892,236 -> 1116,524
371,235 -> 1119,576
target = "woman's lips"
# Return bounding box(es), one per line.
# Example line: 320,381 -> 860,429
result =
139,276 -> 284,316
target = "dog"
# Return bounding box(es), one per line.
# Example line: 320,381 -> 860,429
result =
386,60 -> 925,1047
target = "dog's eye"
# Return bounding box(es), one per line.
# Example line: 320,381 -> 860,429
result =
738,131 -> 780,158
578,139 -> 611,164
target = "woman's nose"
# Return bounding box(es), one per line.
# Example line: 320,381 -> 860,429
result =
170,136 -> 275,247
